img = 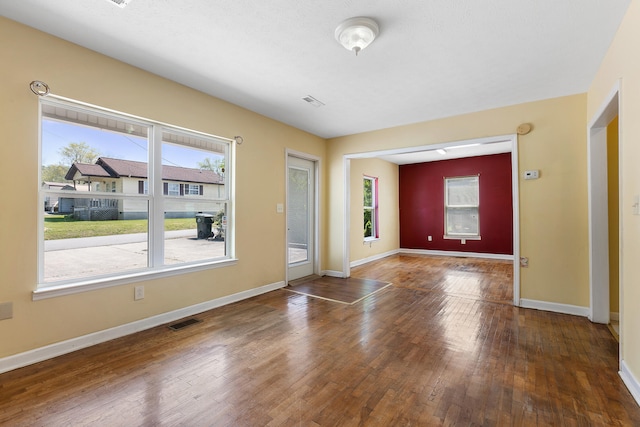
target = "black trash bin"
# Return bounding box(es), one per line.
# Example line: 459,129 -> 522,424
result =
195,213 -> 215,239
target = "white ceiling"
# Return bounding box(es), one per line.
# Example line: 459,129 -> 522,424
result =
1,0 -> 630,144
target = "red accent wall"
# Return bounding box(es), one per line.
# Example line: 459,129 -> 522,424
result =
399,153 -> 513,254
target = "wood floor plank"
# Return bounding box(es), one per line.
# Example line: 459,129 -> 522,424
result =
1,254 -> 638,426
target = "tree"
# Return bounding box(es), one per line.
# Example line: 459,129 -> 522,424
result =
198,157 -> 225,175
41,142 -> 101,184
42,164 -> 71,183
59,142 -> 100,166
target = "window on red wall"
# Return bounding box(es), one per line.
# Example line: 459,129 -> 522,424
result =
444,175 -> 480,238
364,176 -> 379,240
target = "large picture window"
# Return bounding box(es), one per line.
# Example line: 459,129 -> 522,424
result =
444,176 -> 480,238
39,98 -> 233,291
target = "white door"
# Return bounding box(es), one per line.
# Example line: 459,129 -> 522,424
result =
287,156 -> 315,281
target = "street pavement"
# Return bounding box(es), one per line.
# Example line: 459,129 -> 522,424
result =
42,230 -> 225,284
42,230 -> 307,285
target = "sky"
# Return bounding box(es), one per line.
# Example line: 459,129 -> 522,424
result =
42,119 -> 221,169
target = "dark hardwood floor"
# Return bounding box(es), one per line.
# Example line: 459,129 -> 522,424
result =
1,254 -> 637,426
353,254 -> 514,305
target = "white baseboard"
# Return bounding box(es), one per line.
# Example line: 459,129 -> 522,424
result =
321,270 -> 346,278
611,312 -> 620,322
399,248 -> 514,261
519,298 -> 589,317
350,249 -> 400,268
0,281 -> 285,375
620,360 -> 640,407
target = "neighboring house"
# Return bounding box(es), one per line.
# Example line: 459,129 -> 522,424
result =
41,181 -> 74,212
64,157 -> 224,220
42,181 -> 90,214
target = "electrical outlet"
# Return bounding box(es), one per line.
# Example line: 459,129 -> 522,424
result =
0,302 -> 13,320
461,239 -> 466,244
520,257 -> 529,267
427,235 -> 432,241
134,286 -> 144,301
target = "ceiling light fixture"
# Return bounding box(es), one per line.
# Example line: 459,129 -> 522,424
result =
335,17 -> 379,56
302,95 -> 325,108
449,143 -> 482,149
105,0 -> 133,8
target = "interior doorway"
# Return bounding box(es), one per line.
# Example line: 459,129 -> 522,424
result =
342,134 -> 520,305
587,83 -> 621,331
287,153 -> 319,282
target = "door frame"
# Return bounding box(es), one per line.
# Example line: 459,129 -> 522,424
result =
588,80 -> 621,327
285,149 -> 321,283
342,133 -> 521,305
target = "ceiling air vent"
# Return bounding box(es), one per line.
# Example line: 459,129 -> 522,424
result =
105,0 -> 133,8
302,95 -> 325,108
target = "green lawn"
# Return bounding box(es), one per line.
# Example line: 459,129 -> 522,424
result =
44,215 -> 197,240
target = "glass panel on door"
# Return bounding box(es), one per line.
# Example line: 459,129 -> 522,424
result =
288,166 -> 309,265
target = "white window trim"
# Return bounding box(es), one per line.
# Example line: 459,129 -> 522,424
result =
444,175 -> 480,239
37,96 -> 235,297
186,184 -> 200,195
443,235 -> 482,241
363,175 -> 378,241
33,258 -> 238,300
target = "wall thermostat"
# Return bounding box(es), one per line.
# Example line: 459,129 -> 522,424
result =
524,170 -> 540,180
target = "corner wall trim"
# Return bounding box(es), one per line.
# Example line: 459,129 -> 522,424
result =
399,249 -> 514,261
0,281 -> 285,375
519,298 -> 589,317
350,249 -> 400,268
620,360 -> 640,407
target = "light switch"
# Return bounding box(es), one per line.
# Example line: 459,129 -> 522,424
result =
276,203 -> 284,213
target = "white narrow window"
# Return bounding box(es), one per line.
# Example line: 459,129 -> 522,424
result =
444,176 -> 480,238
364,175 -> 379,240
38,98 -> 233,290
186,184 -> 201,196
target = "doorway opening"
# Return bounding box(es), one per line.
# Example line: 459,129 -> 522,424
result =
587,82 -> 621,338
343,134 -> 520,305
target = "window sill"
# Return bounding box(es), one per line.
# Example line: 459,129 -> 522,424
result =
33,258 -> 238,301
363,237 -> 379,243
443,235 -> 481,241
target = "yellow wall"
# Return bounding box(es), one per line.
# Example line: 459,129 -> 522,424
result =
588,0 -> 640,382
328,94 -> 589,307
0,11 -> 616,369
607,117 -> 620,315
0,18 -> 325,358
349,158 -> 399,263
